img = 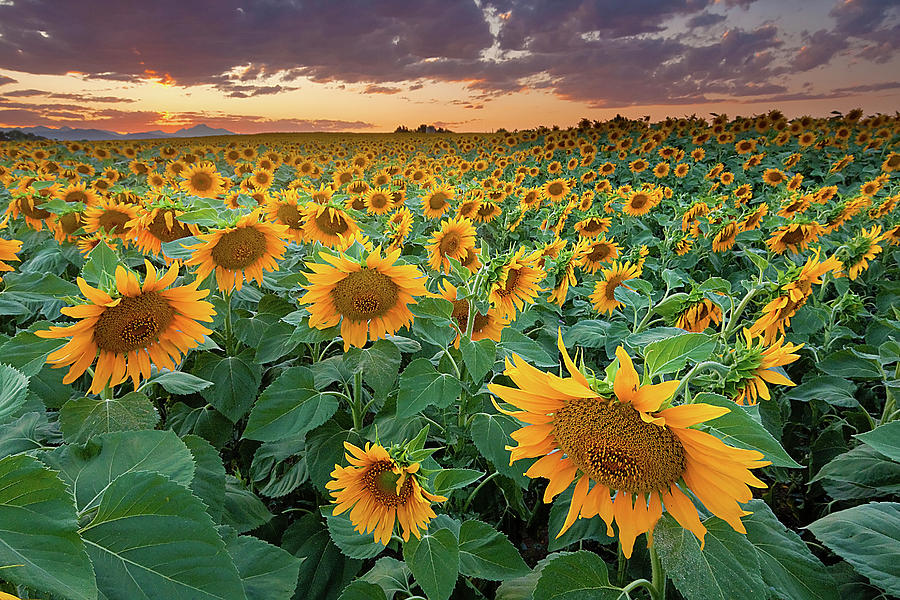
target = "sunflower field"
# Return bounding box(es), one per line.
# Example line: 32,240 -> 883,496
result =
0,109 -> 898,600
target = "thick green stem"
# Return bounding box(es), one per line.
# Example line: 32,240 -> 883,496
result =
351,371 -> 364,430
462,471 -> 499,511
223,291 -> 234,356
649,545 -> 666,600
672,361 -> 730,402
723,284 -> 764,338
464,269 -> 485,341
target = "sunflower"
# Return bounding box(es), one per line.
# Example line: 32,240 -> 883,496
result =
840,225 -> 884,280
590,261 -> 641,315
459,246 -> 483,273
364,187 -> 394,215
440,281 -> 507,347
128,207 -> 200,259
766,222 -> 824,255
57,182 -> 100,207
83,198 -> 140,240
673,237 -> 693,256
300,246 -> 427,350
51,210 -> 85,243
622,189 -> 658,217
427,216 -> 476,273
184,211 -> 288,292
0,237 -> 23,283
575,235 -> 620,274
263,190 -> 306,243
327,442 -> 446,545
712,222 -> 740,253
573,216 -> 611,238
488,248 -> 546,320
302,204 -> 360,250
386,207 -> 413,250
180,161 -> 225,198
36,261 -> 214,393
422,186 -> 455,219
739,204 -> 767,232
541,178 -> 572,203
675,298 -> 722,332
490,333 -> 769,558
546,244 -> 579,307
727,331 -> 802,405
248,168 -> 275,191
762,168 -> 786,187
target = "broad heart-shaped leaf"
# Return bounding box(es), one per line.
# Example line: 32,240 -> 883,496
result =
403,527 -> 459,600
195,351 -> 262,422
359,556 -> 412,600
654,513 -> 767,600
0,411 -> 57,459
469,412 -> 531,487
338,581 -> 388,600
695,393 -> 801,468
244,366 -> 339,442
0,454 -> 97,600
461,337 -> 497,383
305,420 -> 364,491
855,421 -> 900,462
58,392 -> 159,445
743,500 -> 837,600
783,376 -> 858,408
0,363 -> 29,425
323,506 -> 387,559
811,444 -> 900,500
344,339 -> 401,400
41,429 -> 195,512
80,240 -> 122,288
222,530 -> 303,600
149,370 -> 214,395
500,328 -> 557,367
532,550 -> 621,600
643,331 -> 715,376
397,358 -> 462,418
808,502 -> 900,597
79,471 -> 247,600
282,512 -> 362,600
432,468 -> 484,497
183,434 -> 227,523
458,520 -> 529,581
0,328 -> 64,376
817,350 -> 883,379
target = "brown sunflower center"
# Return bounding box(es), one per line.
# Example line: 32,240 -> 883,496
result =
588,243 -> 612,262
630,194 -> 649,209
451,299 -> 490,335
93,292 -> 175,353
64,190 -> 87,203
19,198 -> 51,219
780,227 -> 806,245
498,267 -> 522,297
148,212 -> 191,243
439,231 -> 462,256
429,192 -> 449,209
314,210 -> 349,235
553,396 -> 686,492
190,172 -> 213,192
98,209 -> 132,234
547,182 -> 564,196
276,203 -> 303,229
332,268 -> 399,320
369,193 -> 389,208
211,226 -> 267,269
59,212 -> 83,234
364,461 -> 413,507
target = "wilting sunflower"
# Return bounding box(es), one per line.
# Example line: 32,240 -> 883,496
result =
840,225 -> 884,280
739,204 -> 767,232
766,222 -> 824,255
712,222 -> 740,253
422,186 -> 455,219
427,216 -> 476,273
440,281 -> 507,347
303,204 -> 360,250
575,235 -> 620,274
590,261 -> 641,315
299,245 -> 427,350
675,298 -> 722,332
488,248 -> 546,320
490,333 -> 769,558
83,198 -> 140,240
386,207 -> 413,250
184,211 -> 288,292
327,442 -> 446,545
180,161 -> 225,198
0,237 -> 23,283
459,245 -> 483,273
727,330 -> 801,405
36,261 -> 214,393
128,207 -> 200,260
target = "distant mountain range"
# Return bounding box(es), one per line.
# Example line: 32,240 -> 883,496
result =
0,124 -> 236,141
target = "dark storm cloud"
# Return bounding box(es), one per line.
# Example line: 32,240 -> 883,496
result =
829,0 -> 897,35
792,29 -> 849,71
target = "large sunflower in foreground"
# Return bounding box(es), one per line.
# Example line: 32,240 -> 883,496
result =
184,211 -> 288,292
299,246 -> 427,350
590,260 -> 641,315
488,248 -> 546,320
0,237 -> 23,282
327,442 -> 447,545
36,262 -> 214,394
490,333 -> 770,558
426,216 -> 476,273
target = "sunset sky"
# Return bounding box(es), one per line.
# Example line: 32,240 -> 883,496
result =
0,0 -> 898,134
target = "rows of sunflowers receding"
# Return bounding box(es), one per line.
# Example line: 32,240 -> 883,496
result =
0,109 -> 898,600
